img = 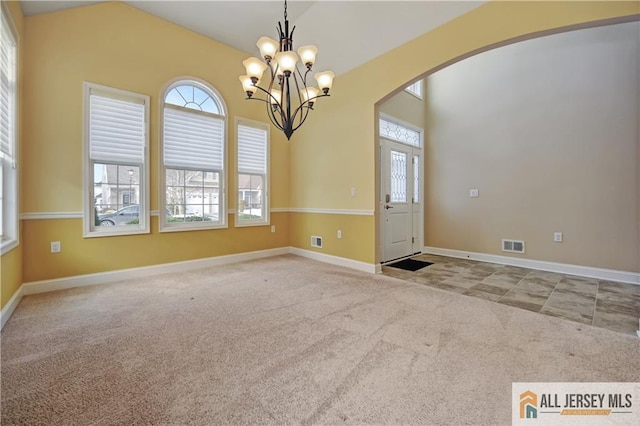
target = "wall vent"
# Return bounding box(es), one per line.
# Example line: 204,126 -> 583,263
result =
311,236 -> 323,248
502,239 -> 525,254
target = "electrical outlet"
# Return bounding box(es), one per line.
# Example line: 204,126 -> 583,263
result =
51,241 -> 61,253
554,232 -> 563,243
469,189 -> 479,198
337,230 -> 342,239
350,187 -> 356,198
271,225 -> 276,233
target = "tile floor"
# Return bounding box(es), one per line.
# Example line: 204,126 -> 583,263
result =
382,253 -> 640,336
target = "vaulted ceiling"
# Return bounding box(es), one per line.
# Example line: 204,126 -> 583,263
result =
20,1 -> 485,75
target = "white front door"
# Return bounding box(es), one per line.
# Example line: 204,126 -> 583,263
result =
381,138 -> 421,262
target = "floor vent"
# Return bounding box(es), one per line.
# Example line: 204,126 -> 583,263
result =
502,239 -> 525,254
311,236 -> 323,248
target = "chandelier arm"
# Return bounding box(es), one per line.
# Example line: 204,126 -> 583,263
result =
292,71 -> 306,128
290,104 -> 311,133
250,85 -> 286,132
290,68 -> 328,131
300,67 -> 311,86
243,95 -> 285,132
290,90 -> 332,131
272,68 -> 289,130
252,84 -> 279,106
283,76 -> 293,137
293,66 -> 312,88
266,102 -> 286,132
268,97 -> 286,133
290,74 -> 310,130
294,89 -> 331,112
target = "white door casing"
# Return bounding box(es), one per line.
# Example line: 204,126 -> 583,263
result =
380,137 -> 422,262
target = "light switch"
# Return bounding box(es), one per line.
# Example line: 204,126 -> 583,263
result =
469,189 -> 479,198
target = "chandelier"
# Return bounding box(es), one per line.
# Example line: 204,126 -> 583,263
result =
239,0 -> 334,140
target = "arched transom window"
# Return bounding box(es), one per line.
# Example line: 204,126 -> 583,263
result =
164,84 -> 223,115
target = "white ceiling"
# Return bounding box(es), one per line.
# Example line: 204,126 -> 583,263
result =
20,1 -> 485,75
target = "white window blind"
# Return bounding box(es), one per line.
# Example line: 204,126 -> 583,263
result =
89,92 -> 145,163
164,106 -> 224,170
0,14 -> 16,164
237,124 -> 267,175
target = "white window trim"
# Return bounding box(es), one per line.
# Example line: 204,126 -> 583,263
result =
1,1 -> 19,255
158,77 -> 228,233
404,79 -> 423,100
82,82 -> 150,238
235,117 -> 270,228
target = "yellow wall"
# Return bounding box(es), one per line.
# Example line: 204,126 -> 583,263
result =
289,1 -> 639,267
1,0 -> 24,310
23,215 -> 289,282
289,213 -> 374,264
3,0 -> 639,309
19,2 -> 290,283
22,1 -> 290,213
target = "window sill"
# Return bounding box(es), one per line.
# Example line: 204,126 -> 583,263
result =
159,222 -> 228,233
234,220 -> 269,228
1,238 -> 19,256
84,227 -> 150,238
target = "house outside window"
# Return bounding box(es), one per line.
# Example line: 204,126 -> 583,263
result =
1,4 -> 18,253
160,79 -> 227,231
236,118 -> 269,226
83,82 -> 149,236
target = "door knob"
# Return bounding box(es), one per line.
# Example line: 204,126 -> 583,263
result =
384,205 -> 394,209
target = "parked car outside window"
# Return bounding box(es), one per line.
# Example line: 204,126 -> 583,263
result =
97,205 -> 174,226
97,205 -> 140,226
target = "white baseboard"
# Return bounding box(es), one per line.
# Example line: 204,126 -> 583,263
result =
422,246 -> 640,285
21,247 -> 291,296
290,247 -> 378,274
5,244 -> 635,331
1,284 -> 24,329
1,246 -> 378,330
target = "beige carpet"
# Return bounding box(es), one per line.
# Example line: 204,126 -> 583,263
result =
1,254 -> 638,425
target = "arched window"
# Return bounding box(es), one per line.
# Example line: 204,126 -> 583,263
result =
160,79 -> 227,230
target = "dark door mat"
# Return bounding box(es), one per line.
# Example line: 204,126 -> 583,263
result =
387,258 -> 433,272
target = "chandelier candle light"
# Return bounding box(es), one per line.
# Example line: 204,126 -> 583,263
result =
239,0 -> 334,140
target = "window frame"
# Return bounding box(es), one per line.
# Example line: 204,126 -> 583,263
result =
0,2 -> 19,255
404,79 -> 423,99
235,117 -> 270,228
159,78 -> 228,233
379,113 -> 423,148
83,82 -> 150,238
